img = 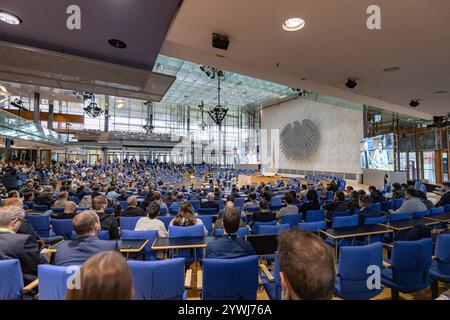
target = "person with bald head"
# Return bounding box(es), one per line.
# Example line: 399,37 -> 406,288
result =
54,210 -> 118,266
214,201 -> 246,230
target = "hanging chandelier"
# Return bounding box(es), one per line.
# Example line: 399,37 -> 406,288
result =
82,94 -> 103,118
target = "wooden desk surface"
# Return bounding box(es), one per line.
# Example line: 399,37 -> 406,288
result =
320,224 -> 392,239
381,218 -> 440,231
151,236 -> 216,250
47,239 -> 148,253
425,212 -> 450,223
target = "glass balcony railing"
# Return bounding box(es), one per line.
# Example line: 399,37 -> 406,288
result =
0,109 -> 64,145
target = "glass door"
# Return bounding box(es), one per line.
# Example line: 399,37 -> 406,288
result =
422,151 -> 436,183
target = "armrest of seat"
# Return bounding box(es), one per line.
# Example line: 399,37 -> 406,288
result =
196,270 -> 203,290
382,260 -> 392,268
382,243 -> 393,251
259,264 -> 274,282
185,269 -> 192,289
22,279 -> 39,294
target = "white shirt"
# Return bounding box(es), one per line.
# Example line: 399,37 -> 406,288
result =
135,217 -> 168,238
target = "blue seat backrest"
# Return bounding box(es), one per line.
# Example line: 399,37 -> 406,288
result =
435,234 -> 450,274
305,210 -> 324,222
0,259 -> 24,300
280,214 -> 301,226
393,198 -> 404,210
234,198 -> 245,208
413,210 -> 430,218
189,200 -> 200,212
128,258 -> 186,300
26,215 -> 50,237
271,196 -> 283,206
252,220 -> 277,234
444,204 -> 450,213
119,201 -> 128,210
392,238 -> 432,285
257,224 -> 290,234
369,203 -> 381,213
389,212 -> 410,222
120,216 -> 140,230
157,216 -> 172,230
364,215 -> 388,225
50,219 -> 74,239
430,207 -> 444,215
298,221 -> 327,232
202,256 -> 259,300
168,224 -> 204,238
121,230 -> 158,253
338,243 -> 383,293
38,265 -> 73,300
32,204 -> 49,212
381,201 -> 394,212
332,215 -> 359,228
332,210 -> 350,218
198,215 -> 214,235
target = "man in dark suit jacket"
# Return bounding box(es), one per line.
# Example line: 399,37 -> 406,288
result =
206,207 -> 255,259
200,192 -> 219,210
121,196 -> 146,217
358,195 -> 383,225
54,210 -> 118,266
0,206 -> 48,281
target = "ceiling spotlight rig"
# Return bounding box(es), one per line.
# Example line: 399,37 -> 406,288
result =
82,94 -> 103,118
199,65 -> 224,80
72,90 -> 94,101
291,88 -> 312,97
143,100 -> 155,134
198,101 -> 208,131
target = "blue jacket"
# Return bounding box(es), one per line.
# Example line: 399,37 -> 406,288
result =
54,236 -> 118,266
205,235 -> 255,259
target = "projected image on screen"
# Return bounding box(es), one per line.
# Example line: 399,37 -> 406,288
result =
360,134 -> 395,171
239,147 -> 258,164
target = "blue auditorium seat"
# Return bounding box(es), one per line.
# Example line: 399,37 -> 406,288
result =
120,216 -> 140,230
381,238 -> 433,299
0,259 -> 24,300
256,223 -> 290,235
215,227 -> 250,239
50,219 -> 74,240
201,256 -> 259,300
121,230 -> 158,260
298,221 -> 327,233
335,242 -> 383,300
26,215 -> 51,238
261,253 -> 281,300
38,265 -> 74,300
279,213 -> 301,226
128,258 -> 186,300
305,209 -> 325,222
429,234 -> 450,298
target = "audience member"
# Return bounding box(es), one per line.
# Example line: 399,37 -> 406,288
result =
121,195 -> 146,217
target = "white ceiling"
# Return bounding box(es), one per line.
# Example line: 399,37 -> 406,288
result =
161,0 -> 450,119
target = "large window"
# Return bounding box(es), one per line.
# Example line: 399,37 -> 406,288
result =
423,151 -> 436,183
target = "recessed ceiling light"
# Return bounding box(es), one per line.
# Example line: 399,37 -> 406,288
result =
108,39 -> 127,49
0,11 -> 21,25
434,90 -> 448,94
282,17 -> 305,31
0,85 -> 8,94
383,66 -> 400,72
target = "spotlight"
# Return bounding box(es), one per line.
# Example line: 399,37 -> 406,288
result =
345,79 -> 358,89
0,10 -> 21,25
409,99 -> 420,107
10,98 -> 26,110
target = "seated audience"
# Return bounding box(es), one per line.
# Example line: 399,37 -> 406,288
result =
358,195 -> 383,225
206,207 -> 255,259
164,190 -> 177,203
35,186 -> 54,207
276,192 -> 299,220
391,182 -> 406,199
117,189 -> 129,202
65,251 -> 132,300
243,192 -> 259,211
417,190 -> 434,209
170,202 -> 207,235
51,201 -> 79,219
323,191 -> 347,220
79,195 -> 92,209
188,187 -> 201,200
251,199 -> 276,225
214,201 -> 245,229
0,206 -> 48,281
54,210 -> 118,266
346,190 -> 360,213
393,187 -> 427,217
121,195 -> 146,217
200,192 -> 219,210
135,202 -> 168,237
278,228 -> 335,300
53,191 -> 69,208
169,192 -> 187,214
92,195 -> 120,239
300,190 -> 321,221
368,186 -> 386,204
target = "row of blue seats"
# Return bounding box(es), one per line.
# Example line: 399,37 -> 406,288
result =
3,234 -> 448,300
